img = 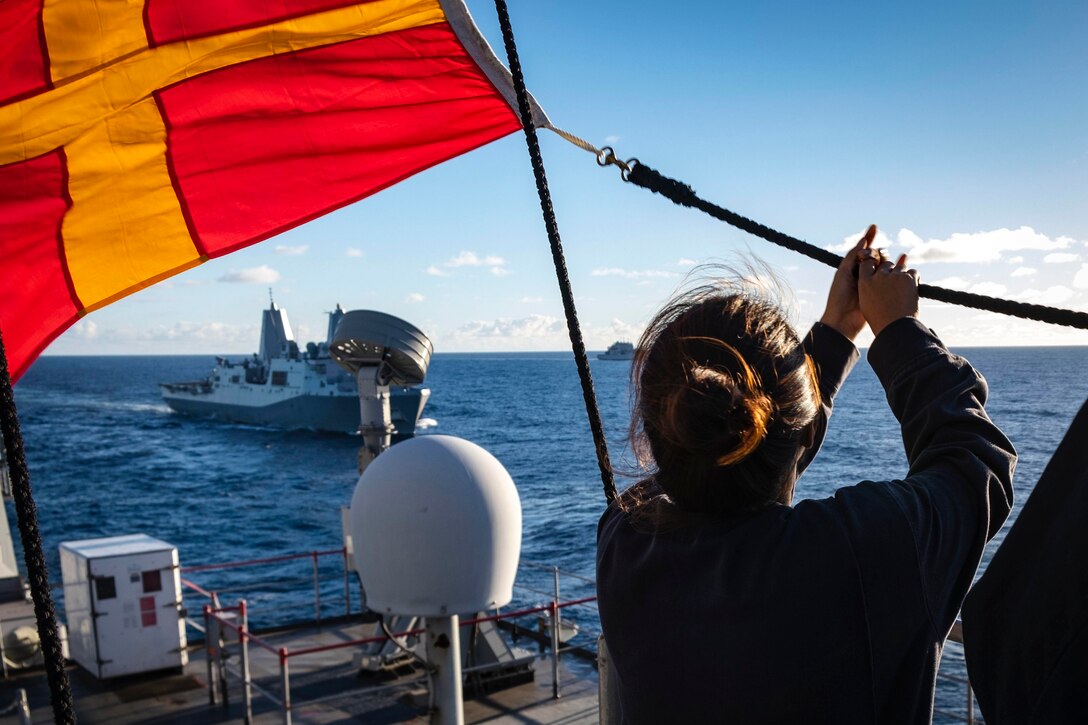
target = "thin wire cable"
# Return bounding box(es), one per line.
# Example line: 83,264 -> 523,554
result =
0,328 -> 76,724
493,0 -> 618,504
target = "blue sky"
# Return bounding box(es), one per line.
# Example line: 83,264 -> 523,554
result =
49,0 -> 1088,357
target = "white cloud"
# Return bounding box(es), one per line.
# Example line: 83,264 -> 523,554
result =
969,282 -> 1008,297
1007,256 -> 1024,264
406,293 -> 425,303
930,276 -> 970,291
95,321 -> 257,345
1043,252 -> 1080,264
1015,286 -> 1077,306
591,267 -> 679,280
602,318 -> 644,345
1010,267 -> 1036,278
452,315 -> 565,339
218,265 -> 280,284
676,258 -> 698,266
345,248 -> 364,258
897,226 -> 1071,264
1073,264 -> 1088,290
519,296 -> 544,303
429,250 -> 508,277
72,319 -> 98,339
274,244 -> 308,256
930,277 -> 1007,296
446,251 -> 505,268
604,135 -> 621,145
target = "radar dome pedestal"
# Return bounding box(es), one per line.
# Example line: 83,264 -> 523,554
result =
329,310 -> 433,473
349,435 -> 521,725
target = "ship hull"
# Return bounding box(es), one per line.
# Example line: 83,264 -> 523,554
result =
162,387 -> 427,436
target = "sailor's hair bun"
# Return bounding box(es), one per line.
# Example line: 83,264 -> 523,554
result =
626,270 -> 822,515
655,340 -> 773,468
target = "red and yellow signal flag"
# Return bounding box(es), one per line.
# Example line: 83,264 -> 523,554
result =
0,0 -> 547,381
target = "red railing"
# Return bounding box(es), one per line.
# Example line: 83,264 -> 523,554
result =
180,548 -> 353,626
175,548 -> 980,724
181,548 -> 345,574
202,591 -> 598,725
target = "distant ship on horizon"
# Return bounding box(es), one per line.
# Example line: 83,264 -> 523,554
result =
598,341 -> 635,361
160,301 -> 430,435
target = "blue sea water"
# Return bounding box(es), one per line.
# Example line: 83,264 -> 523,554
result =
8,346 -> 1088,719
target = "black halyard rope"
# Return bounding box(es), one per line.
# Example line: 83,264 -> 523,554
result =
493,0 -> 619,505
626,162 -> 1088,331
0,329 -> 77,724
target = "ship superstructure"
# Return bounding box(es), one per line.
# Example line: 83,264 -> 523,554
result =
160,302 -> 430,436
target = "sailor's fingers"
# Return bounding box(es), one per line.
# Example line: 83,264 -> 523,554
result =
858,255 -> 879,278
843,225 -> 878,274
860,224 -> 877,251
894,254 -> 908,271
877,259 -> 895,275
906,268 -> 920,283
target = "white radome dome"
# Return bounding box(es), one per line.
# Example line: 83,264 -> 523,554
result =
349,435 -> 522,616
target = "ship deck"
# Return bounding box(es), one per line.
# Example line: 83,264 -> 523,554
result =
0,598 -> 599,724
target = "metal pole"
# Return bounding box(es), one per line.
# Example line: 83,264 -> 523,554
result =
342,547 -> 350,617
219,615 -> 230,708
551,566 -> 561,699
279,647 -> 292,725
426,615 -> 464,725
204,605 -> 217,706
240,600 -> 253,725
16,688 -> 30,725
311,552 -> 321,625
0,616 -> 7,680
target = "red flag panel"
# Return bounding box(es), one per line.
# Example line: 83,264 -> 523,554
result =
145,0 -> 380,46
158,22 -> 521,257
0,149 -> 79,379
0,0 -> 50,104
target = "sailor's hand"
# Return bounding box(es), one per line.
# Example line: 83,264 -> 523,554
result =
819,224 -> 877,341
858,252 -> 920,336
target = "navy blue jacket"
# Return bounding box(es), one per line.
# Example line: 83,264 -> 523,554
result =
962,395 -> 1088,723
597,318 -> 1015,724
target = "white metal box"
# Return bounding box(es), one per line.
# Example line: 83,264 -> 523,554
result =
60,534 -> 187,679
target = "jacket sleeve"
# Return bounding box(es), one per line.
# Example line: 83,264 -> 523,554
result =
863,316 -> 1016,632
797,321 -> 860,474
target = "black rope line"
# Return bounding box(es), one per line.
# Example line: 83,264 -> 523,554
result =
493,0 -> 618,505
0,328 -> 76,725
627,163 -> 1088,331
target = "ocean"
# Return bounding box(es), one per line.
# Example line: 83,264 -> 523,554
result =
9,346 -> 1088,720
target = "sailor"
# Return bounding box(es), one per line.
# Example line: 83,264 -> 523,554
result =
596,225 -> 1015,723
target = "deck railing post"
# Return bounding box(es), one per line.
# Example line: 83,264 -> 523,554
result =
219,626 -> 230,708
280,647 -> 292,725
15,687 -> 30,725
0,615 -> 8,680
551,566 -> 561,700
204,605 -> 217,706
342,547 -> 350,617
311,552 -> 321,625
239,600 -> 253,725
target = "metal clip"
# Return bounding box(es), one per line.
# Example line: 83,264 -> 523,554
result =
595,147 -> 638,180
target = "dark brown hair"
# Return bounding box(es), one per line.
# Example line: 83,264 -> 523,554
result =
627,276 -> 821,516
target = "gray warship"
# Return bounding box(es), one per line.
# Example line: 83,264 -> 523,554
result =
159,301 -> 431,435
